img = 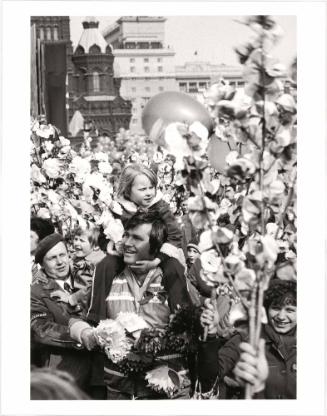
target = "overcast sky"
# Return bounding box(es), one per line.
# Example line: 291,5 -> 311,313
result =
70,15 -> 296,67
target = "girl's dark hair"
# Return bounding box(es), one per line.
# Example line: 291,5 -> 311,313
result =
124,211 -> 168,256
264,278 -> 297,310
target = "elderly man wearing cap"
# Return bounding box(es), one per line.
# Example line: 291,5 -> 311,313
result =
30,233 -> 91,390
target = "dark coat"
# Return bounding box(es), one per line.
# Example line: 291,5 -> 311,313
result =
197,324 -> 296,399
30,278 -> 92,387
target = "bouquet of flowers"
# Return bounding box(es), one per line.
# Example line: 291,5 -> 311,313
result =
93,307 -> 201,398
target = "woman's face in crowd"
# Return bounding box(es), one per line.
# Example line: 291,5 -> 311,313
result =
30,231 -> 39,255
268,302 -> 297,334
130,174 -> 156,208
73,234 -> 92,259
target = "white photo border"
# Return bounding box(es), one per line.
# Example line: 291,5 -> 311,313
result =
1,1 -> 326,415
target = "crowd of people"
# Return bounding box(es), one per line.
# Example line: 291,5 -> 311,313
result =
30,15 -> 297,401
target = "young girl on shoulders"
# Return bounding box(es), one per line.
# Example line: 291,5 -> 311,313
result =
116,163 -> 185,271
86,164 -> 189,325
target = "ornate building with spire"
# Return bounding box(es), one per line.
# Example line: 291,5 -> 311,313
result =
69,17 -> 132,136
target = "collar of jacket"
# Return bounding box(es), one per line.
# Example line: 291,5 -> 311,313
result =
42,274 -> 73,291
263,324 -> 297,359
117,190 -> 163,214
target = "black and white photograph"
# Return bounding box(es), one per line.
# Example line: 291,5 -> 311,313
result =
1,2 -> 326,415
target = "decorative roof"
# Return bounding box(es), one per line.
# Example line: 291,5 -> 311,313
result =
75,16 -> 109,53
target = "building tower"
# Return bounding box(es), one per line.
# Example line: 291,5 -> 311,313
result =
31,16 -> 73,136
103,17 -> 176,134
70,17 -> 132,137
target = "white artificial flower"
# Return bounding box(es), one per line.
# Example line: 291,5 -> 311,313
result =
145,365 -> 181,397
103,219 -> 124,244
84,172 -> 106,190
82,184 -> 94,203
116,312 -> 149,334
47,189 -> 61,204
224,254 -> 245,275
31,164 -> 47,184
257,234 -> 279,266
98,186 -> 113,206
42,158 -> 60,179
198,229 -> 215,252
69,156 -> 91,183
200,249 -> 222,274
98,161 -> 112,175
94,151 -> 109,162
59,136 -> 70,147
43,140 -> 54,153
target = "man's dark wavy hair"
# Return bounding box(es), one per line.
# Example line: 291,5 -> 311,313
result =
263,278 -> 297,310
124,211 -> 168,256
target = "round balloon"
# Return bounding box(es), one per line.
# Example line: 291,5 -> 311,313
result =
141,91 -> 214,136
207,135 -> 251,173
207,135 -> 233,173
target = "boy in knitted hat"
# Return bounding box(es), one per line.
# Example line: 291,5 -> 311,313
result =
186,240 -> 200,271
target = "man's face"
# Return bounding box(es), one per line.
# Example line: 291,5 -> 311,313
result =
123,223 -> 153,265
42,242 -> 70,280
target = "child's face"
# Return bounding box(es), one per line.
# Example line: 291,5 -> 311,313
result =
187,247 -> 200,264
73,234 -> 93,259
130,174 -> 156,208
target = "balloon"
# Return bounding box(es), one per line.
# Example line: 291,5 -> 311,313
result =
141,91 -> 214,136
207,135 -> 233,173
207,135 -> 251,173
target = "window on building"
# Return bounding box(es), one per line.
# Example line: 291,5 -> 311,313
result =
93,72 -> 100,92
199,82 -> 207,90
46,26 -> 52,40
89,44 -> 101,54
139,42 -> 149,49
158,66 -> 163,72
144,67 -> 150,73
144,58 -> 149,63
159,86 -> 164,92
132,118 -> 138,124
125,42 -> 136,49
53,26 -> 59,40
151,42 -> 161,49
39,27 -> 44,40
179,83 -> 187,92
131,87 -> 136,93
130,67 -> 135,73
145,86 -> 151,92
157,57 -> 162,63
189,82 -> 198,93
130,58 -> 135,63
